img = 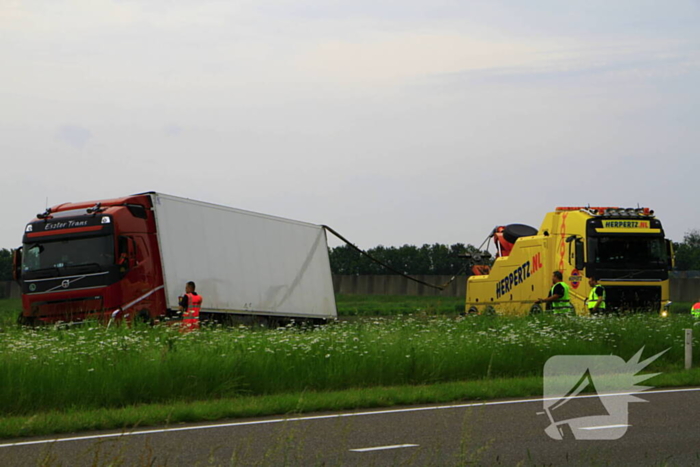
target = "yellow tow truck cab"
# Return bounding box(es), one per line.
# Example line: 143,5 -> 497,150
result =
466,207 -> 673,315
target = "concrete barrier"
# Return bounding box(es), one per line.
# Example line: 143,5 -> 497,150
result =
0,281 -> 20,300
332,275 -> 700,301
670,278 -> 700,303
333,275 -> 468,297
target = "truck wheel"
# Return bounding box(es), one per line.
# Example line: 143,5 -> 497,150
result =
17,313 -> 35,327
137,310 -> 153,325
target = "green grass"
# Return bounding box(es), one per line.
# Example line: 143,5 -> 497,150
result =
335,294 -> 464,316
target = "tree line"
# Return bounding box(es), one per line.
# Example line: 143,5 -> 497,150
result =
0,249 -> 11,281
1,229 -> 700,281
674,230 -> 700,271
329,243 -> 486,275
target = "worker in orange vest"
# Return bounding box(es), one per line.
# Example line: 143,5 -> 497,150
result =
179,281 -> 203,331
692,299 -> 700,318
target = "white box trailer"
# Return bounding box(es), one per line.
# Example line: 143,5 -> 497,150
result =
151,193 -> 337,320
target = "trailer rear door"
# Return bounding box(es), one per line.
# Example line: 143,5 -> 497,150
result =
151,193 -> 337,319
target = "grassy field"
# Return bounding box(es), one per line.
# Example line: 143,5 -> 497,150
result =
335,294 -> 464,316
1,297 -> 699,439
1,302 -> 698,414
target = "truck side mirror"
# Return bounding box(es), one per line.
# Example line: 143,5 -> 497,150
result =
12,247 -> 22,283
566,236 -> 575,266
567,236 -> 585,270
129,238 -> 137,267
666,239 -> 675,269
575,239 -> 585,271
118,236 -> 137,270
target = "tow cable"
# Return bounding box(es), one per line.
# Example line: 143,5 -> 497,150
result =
322,225 -> 466,292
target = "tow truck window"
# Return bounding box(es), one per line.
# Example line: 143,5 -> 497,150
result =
22,236 -> 115,272
589,237 -> 667,267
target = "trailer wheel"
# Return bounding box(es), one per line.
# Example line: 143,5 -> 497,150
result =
467,306 -> 479,315
199,313 -> 213,326
482,306 -> 496,316
254,316 -> 270,328
529,304 -> 543,315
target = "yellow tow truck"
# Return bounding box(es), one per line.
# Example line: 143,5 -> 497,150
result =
465,207 -> 674,316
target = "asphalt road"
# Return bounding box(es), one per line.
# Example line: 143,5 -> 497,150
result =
2,388 -> 700,466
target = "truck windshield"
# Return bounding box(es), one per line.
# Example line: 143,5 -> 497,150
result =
589,236 -> 667,268
22,236 -> 114,273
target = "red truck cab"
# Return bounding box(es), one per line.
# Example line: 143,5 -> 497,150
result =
16,194 -> 166,324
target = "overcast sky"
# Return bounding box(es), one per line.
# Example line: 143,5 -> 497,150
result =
2,0 -> 699,251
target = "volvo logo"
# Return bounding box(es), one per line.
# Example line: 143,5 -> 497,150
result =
61,280 -> 70,289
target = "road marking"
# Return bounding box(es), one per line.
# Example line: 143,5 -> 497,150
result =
1,387 -> 698,449
580,424 -> 630,431
350,444 -> 419,452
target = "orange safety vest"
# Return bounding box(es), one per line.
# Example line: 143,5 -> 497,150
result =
183,293 -> 202,330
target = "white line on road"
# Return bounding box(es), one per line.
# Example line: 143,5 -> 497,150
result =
580,424 -> 630,431
350,444 -> 419,452
1,387 -> 698,449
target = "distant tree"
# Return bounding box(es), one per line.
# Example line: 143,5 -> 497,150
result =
0,249 -> 12,281
674,230 -> 700,270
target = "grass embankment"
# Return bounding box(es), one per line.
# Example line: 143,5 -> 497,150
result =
1,297 -> 699,439
4,368 -> 700,441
